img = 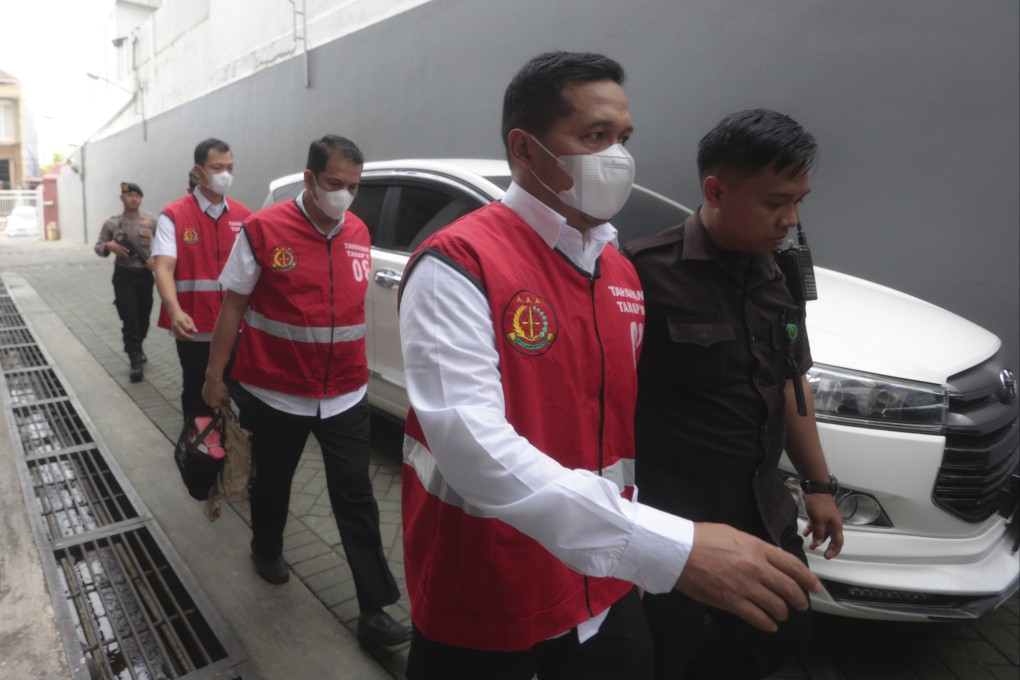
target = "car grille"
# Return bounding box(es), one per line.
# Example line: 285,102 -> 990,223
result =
934,347 -> 1020,523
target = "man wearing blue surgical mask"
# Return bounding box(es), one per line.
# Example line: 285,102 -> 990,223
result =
202,135 -> 410,648
398,51 -> 822,680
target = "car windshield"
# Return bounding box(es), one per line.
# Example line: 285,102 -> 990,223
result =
267,180 -> 304,208
613,187 -> 691,244
483,174 -> 690,245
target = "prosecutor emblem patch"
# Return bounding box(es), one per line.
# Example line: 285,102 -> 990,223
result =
270,245 -> 297,272
182,227 -> 199,245
503,290 -> 557,355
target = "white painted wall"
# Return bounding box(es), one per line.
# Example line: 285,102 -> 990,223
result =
95,0 -> 432,141
57,152 -> 85,244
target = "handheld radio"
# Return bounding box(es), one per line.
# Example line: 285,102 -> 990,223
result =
774,223 -> 817,303
775,224 -> 817,416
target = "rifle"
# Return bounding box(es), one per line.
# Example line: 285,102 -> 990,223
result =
114,230 -> 151,263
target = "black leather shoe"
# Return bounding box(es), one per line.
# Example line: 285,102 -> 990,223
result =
357,610 -> 411,647
251,554 -> 289,584
129,353 -> 144,383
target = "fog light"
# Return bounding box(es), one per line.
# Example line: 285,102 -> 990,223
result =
781,473 -> 893,527
837,492 -> 890,526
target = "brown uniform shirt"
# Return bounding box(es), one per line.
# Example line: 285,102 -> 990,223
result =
623,210 -> 811,543
95,212 -> 157,269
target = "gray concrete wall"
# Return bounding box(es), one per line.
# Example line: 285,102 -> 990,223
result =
75,0 -> 1019,371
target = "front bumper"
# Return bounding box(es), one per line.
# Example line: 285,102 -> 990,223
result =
802,517 -> 1020,620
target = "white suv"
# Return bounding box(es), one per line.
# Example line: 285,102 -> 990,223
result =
264,158 -> 1019,621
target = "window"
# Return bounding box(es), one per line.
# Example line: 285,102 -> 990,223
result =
0,101 -> 14,141
349,185 -> 386,244
392,185 -> 480,252
269,180 -> 304,207
612,186 -> 692,243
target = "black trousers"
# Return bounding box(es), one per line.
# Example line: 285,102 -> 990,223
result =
239,391 -> 399,612
175,340 -> 213,420
642,511 -> 813,680
406,588 -> 653,680
112,267 -> 154,356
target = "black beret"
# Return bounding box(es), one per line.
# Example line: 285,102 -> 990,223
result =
121,182 -> 143,196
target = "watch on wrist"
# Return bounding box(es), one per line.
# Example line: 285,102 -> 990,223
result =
800,474 -> 839,495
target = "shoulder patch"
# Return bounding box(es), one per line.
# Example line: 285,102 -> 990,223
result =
502,290 -> 557,355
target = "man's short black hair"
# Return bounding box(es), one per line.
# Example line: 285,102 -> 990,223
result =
501,51 -> 625,158
194,138 -> 231,166
697,109 -> 818,182
306,135 -> 365,175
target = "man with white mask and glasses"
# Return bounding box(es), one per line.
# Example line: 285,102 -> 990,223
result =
398,52 -> 822,680
154,138 -> 252,422
201,135 -> 410,647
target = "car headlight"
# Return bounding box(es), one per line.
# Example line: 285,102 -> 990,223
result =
782,474 -> 893,528
807,364 -> 947,434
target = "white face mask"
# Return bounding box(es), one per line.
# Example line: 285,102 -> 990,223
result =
201,169 -> 233,196
529,135 -> 635,221
312,178 -> 355,221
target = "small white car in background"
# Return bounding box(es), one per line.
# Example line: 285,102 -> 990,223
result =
3,205 -> 41,238
264,159 -> 1019,621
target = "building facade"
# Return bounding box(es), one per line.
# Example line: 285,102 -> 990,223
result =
57,0 -> 1019,370
0,68 -> 25,190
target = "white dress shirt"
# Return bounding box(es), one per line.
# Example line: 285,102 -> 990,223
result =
153,188 -> 233,342
218,191 -> 367,418
400,182 -> 694,643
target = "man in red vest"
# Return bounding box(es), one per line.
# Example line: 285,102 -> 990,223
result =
398,52 -> 823,679
201,135 -> 409,647
153,138 -> 252,420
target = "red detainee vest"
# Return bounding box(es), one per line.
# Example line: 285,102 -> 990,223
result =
230,200 -> 371,398
157,193 -> 251,332
401,202 -> 646,651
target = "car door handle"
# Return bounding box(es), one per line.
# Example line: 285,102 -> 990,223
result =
374,269 -> 402,289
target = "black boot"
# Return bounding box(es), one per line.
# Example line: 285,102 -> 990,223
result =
129,353 -> 144,383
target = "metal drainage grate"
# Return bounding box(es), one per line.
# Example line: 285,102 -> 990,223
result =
0,295 -> 20,316
1,342 -> 48,371
0,312 -> 26,327
56,528 -> 230,680
6,367 -> 69,404
27,448 -> 138,542
13,400 -> 95,453
0,279 -> 251,679
0,325 -> 35,346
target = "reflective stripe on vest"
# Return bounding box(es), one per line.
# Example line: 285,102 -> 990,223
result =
244,309 -> 366,344
403,434 -> 634,518
175,279 -> 221,292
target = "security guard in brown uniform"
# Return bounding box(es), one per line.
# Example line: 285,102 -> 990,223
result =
95,182 -> 156,383
624,110 -> 844,680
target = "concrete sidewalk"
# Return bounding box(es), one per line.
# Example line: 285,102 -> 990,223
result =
0,257 -> 393,678
1,236 -> 1017,680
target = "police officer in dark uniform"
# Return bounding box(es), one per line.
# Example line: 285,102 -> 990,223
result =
95,182 -> 156,383
624,110 -> 844,680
